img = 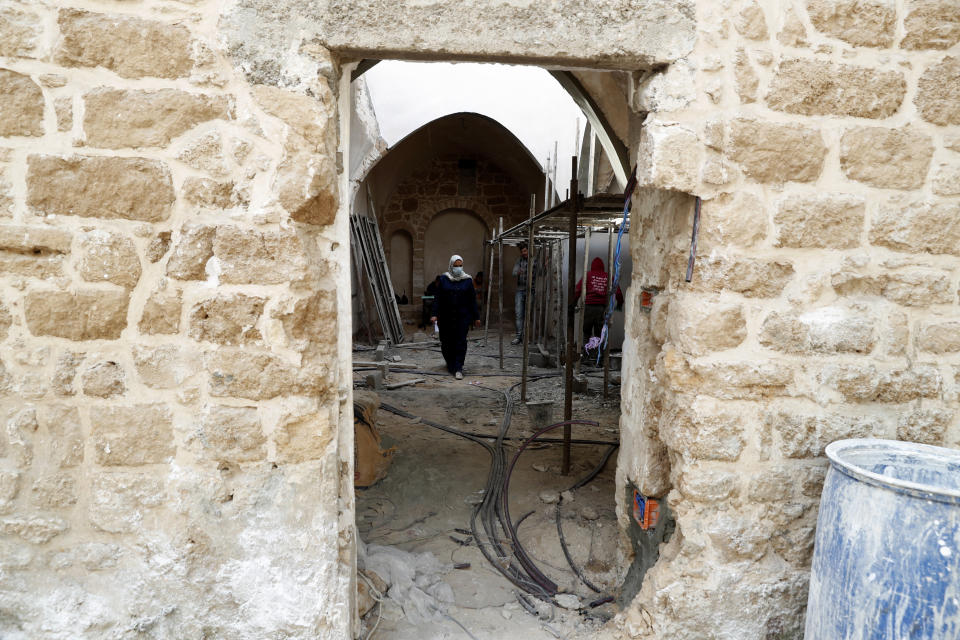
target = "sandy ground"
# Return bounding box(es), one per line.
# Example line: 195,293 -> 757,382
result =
353,327 -> 624,639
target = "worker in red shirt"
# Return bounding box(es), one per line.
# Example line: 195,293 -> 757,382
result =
575,257 -> 624,344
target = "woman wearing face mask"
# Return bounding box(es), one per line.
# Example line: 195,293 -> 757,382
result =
430,255 -> 481,379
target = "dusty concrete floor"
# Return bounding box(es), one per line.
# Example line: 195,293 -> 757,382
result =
353,327 -> 624,639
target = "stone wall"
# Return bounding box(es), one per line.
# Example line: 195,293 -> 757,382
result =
1,0 -> 958,637
377,155 -> 532,311
0,2 -> 353,637
615,1 -> 960,637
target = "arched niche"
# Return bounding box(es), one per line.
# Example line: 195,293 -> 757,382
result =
389,228 -> 413,301
424,209 -> 488,285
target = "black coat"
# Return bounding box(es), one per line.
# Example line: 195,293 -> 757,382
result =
431,276 -> 478,328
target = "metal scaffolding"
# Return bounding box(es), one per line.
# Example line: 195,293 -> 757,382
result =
485,158 -> 629,474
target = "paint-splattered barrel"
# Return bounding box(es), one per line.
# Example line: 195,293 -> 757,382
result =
805,439 -> 960,639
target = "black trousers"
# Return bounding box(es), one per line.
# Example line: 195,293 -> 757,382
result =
584,304 -> 606,340
439,321 -> 469,373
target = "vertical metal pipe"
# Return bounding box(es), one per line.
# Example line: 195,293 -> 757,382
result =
563,157 -> 578,475
575,227 -> 591,374
521,196 -> 536,401
555,240 -> 563,372
543,154 -> 550,212
483,241 -> 495,344
552,141 -> 558,208
603,227 -> 616,399
498,218 -> 504,370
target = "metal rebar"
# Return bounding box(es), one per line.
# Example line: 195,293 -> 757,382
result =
498,218 -> 504,370
483,240 -> 495,344
685,196 -> 702,283
575,227 -> 590,374
603,228 -> 615,399
563,156 -> 579,475
521,195 -> 536,402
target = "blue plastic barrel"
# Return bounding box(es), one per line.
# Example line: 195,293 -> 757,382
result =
805,438 -> 960,639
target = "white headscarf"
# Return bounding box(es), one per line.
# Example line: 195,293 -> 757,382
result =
444,254 -> 472,282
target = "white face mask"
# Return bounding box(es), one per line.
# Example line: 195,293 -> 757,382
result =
451,266 -> 464,277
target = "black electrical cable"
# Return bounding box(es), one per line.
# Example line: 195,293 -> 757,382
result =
556,443 -> 619,594
378,404 -> 618,447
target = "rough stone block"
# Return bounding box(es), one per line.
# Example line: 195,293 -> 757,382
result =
729,119 -> 826,184
897,408 -> 952,445
55,9 -> 195,79
679,468 -> 740,502
31,473 -> 77,509
252,84 -> 338,226
870,199 -> 960,256
166,224 -> 215,280
662,350 -> 797,400
916,319 -> 960,353
915,56 -> 960,125
735,2 -> 768,40
91,404 -> 174,466
636,122 -> 700,192
932,163 -> 960,196
901,0 -> 960,50
275,152 -> 339,226
146,232 -> 172,263
877,367 -> 942,403
176,131 -> 231,177
734,50 -> 758,103
700,192 -> 766,248
88,472 -> 164,533
806,0 -> 896,47
819,364 -> 941,403
0,5 -> 42,58
206,349 -> 297,400
0,224 -> 74,279
49,542 -> 120,571
634,61 -> 696,112
0,69 -> 43,137
24,290 -> 129,341
182,177 -> 242,209
840,127 -> 933,190
774,194 -> 864,249
198,405 -> 266,463
274,407 -> 335,464
80,361 -> 126,398
660,400 -> 747,461
706,514 -> 769,561
668,300 -> 747,356
779,8 -> 809,46
189,293 -> 265,345
689,255 -> 795,298
767,409 -> 884,458
881,271 -> 953,306
76,231 -> 142,289
747,469 -> 796,502
0,516 -> 68,544
276,290 -> 338,354
40,404 -> 83,468
213,226 -> 310,285
139,289 -> 182,335
765,59 -> 905,119
27,155 -> 175,222
760,307 -> 876,354
0,470 -> 19,513
132,344 -> 198,389
83,89 -> 232,149
53,98 -> 71,135
51,352 -> 82,396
